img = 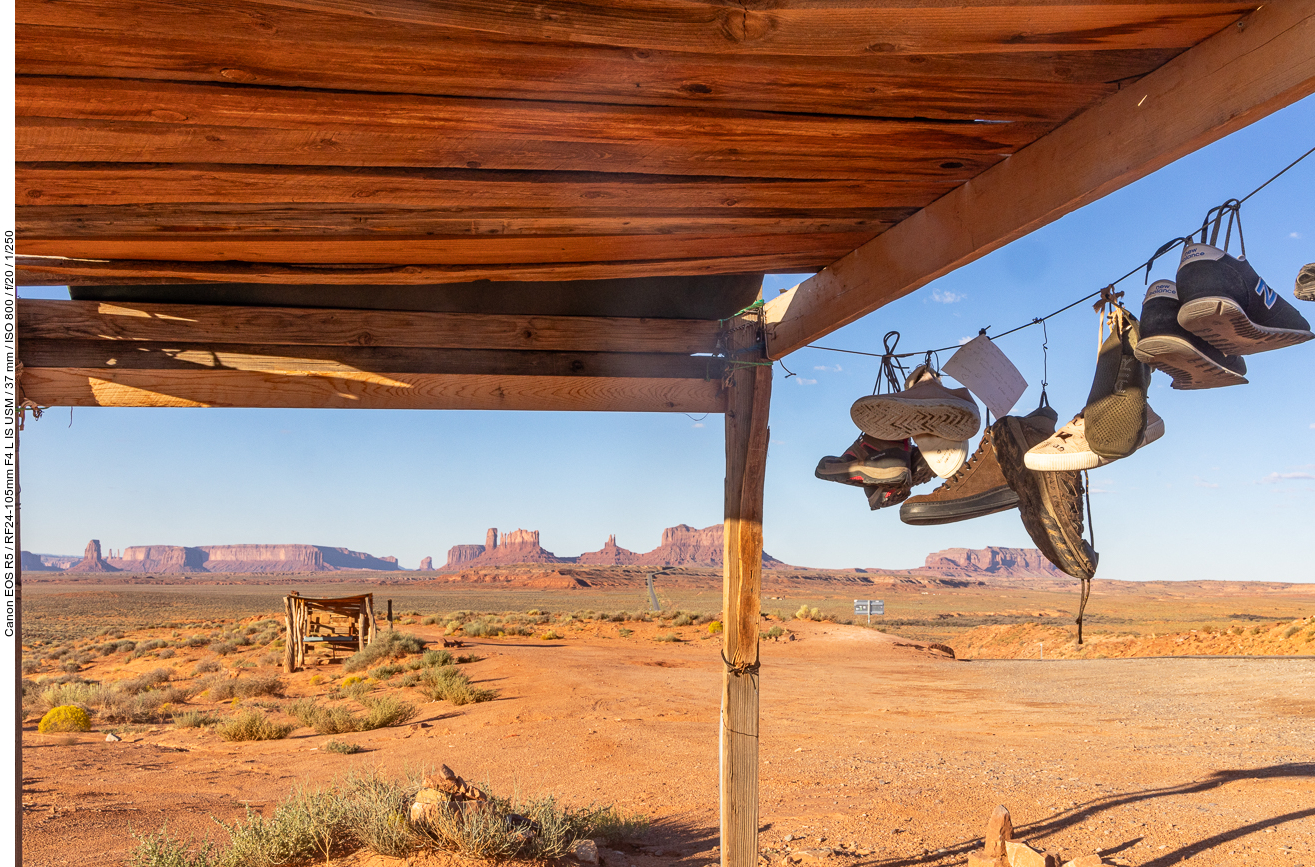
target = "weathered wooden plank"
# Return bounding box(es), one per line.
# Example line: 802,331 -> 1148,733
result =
16,230 -> 878,265
720,313 -> 771,867
60,0 -> 1247,57
17,16 -> 1157,121
20,339 -> 723,380
16,253 -> 822,285
18,299 -> 724,354
19,204 -> 907,238
15,164 -> 956,211
764,0 -> 1315,357
15,78 -> 1038,180
19,368 -> 724,412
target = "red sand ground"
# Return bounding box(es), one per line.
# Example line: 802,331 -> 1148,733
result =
21,620 -> 1315,867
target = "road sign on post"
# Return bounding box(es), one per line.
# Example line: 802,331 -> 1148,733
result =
854,600 -> 884,623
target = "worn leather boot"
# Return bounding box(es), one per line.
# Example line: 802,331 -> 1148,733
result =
900,405 -> 1057,526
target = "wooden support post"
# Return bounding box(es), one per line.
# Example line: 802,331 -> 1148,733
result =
720,314 -> 772,867
358,603 -> 367,654
282,596 -> 295,674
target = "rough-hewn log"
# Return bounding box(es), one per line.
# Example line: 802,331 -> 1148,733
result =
764,0 -> 1315,357
19,367 -> 724,413
720,313 -> 772,867
16,77 -> 1038,180
18,299 -> 724,355
20,339 -> 724,381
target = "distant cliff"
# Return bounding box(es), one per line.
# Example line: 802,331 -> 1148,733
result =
920,547 -> 1065,579
442,528 -> 565,570
445,524 -> 785,570
60,540 -> 404,573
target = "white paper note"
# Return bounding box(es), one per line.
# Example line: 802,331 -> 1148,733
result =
942,334 -> 1028,419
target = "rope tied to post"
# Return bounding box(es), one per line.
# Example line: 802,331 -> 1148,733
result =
721,649 -> 761,677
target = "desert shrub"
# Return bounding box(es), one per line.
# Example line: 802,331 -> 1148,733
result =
455,654 -> 480,664
196,674 -> 283,701
37,681 -> 108,715
359,695 -> 417,729
288,699 -> 362,735
672,614 -> 693,627
121,667 -> 174,694
708,620 -> 724,634
343,632 -> 425,673
422,649 -> 453,668
422,615 -> 443,625
399,673 -> 420,688
39,705 -> 91,733
208,641 -> 238,656
113,640 -> 138,654
194,659 -> 221,674
21,659 -> 40,675
159,649 -> 177,659
764,625 -> 785,640
1283,625 -> 1300,639
184,636 -> 209,648
618,628 -> 633,638
416,667 -> 497,706
173,710 -> 220,728
654,633 -> 681,643
542,630 -> 563,640
462,619 -> 497,637
217,710 -> 293,742
368,664 -> 403,681
101,686 -> 189,723
695,613 -> 716,625
221,786 -> 352,866
324,740 -> 362,755
129,827 -> 217,867
342,679 -> 375,700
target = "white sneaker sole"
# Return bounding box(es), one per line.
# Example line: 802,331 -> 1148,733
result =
1025,411 -> 1165,472
850,395 -> 980,441
1133,334 -> 1248,390
1177,297 -> 1314,355
913,434 -> 969,478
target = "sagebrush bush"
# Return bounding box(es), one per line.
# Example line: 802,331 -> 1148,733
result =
194,659 -> 221,674
672,614 -> 693,627
196,674 -> 283,701
416,667 -> 496,706
173,710 -> 220,728
38,705 -> 92,733
288,696 -> 416,734
217,710 -> 293,742
324,740 -> 362,755
343,632 -> 425,673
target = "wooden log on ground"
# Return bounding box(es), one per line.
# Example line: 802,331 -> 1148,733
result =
720,311 -> 772,867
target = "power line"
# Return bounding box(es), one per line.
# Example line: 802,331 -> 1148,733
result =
799,144 -> 1315,362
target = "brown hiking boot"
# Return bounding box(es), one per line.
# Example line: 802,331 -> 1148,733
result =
995,414 -> 1099,580
900,405 -> 1057,526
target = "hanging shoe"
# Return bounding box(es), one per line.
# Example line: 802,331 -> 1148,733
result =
850,363 -> 980,443
1296,263 -> 1315,302
863,478 -> 912,511
909,444 -> 936,488
1082,306 -> 1152,461
1134,279 -> 1248,390
815,435 -> 911,487
995,427 -> 1099,580
911,434 -> 969,479
1025,407 -> 1164,472
1175,243 -> 1314,354
900,403 -> 1058,526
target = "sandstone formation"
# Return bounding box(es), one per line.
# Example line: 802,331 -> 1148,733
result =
921,547 -> 1065,579
20,551 -> 55,571
67,539 -> 120,573
443,528 -> 564,570
56,542 -> 405,574
418,556 -> 433,571
575,534 -> 641,566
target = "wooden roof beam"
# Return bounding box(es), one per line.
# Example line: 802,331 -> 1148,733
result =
763,0 -> 1315,359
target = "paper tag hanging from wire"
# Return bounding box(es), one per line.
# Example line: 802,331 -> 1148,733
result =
942,334 -> 1028,419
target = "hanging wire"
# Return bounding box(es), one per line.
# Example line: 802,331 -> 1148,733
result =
872,331 -> 908,395
796,144 -> 1315,364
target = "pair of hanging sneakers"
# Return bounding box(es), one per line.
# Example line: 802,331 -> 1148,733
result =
815,363 -> 980,510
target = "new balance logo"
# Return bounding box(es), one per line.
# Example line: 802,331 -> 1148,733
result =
1255,279 -> 1278,310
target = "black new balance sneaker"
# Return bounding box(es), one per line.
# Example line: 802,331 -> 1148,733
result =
1134,279 -> 1248,390
815,435 -> 911,487
1297,263 -> 1315,302
1176,243 -> 1314,354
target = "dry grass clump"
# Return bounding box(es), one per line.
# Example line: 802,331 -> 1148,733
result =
172,710 -> 220,728
287,695 -> 417,734
195,673 -> 284,701
323,740 -> 363,755
216,709 -> 293,742
416,667 -> 497,705
130,771 -> 646,867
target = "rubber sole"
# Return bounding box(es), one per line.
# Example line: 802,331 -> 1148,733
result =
995,417 -> 1098,580
1025,411 -> 1164,472
850,395 -> 980,441
1177,297 -> 1315,355
1133,334 -> 1248,390
899,486 -> 1019,525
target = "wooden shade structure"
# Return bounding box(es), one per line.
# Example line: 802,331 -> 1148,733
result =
15,2 -> 1315,865
282,592 -> 379,673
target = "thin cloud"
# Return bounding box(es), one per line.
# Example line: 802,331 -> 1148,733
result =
933,289 -> 966,304
1193,477 -> 1220,489
1261,472 -> 1315,483
794,377 -> 818,386
1290,232 -> 1303,239
691,422 -> 704,429
812,364 -> 842,372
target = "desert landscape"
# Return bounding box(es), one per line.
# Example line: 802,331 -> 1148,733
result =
20,553 -> 1315,867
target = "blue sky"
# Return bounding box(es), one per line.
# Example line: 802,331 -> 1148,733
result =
18,96 -> 1315,582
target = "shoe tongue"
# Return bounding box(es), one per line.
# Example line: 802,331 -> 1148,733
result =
903,363 -> 938,390
1180,242 -> 1225,267
1144,279 -> 1178,302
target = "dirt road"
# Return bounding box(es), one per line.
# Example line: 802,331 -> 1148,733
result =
21,622 -> 1315,866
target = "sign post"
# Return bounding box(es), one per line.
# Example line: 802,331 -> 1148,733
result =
853,599 -> 885,624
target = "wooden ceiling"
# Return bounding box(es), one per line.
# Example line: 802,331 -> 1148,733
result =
16,0 -> 1259,288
